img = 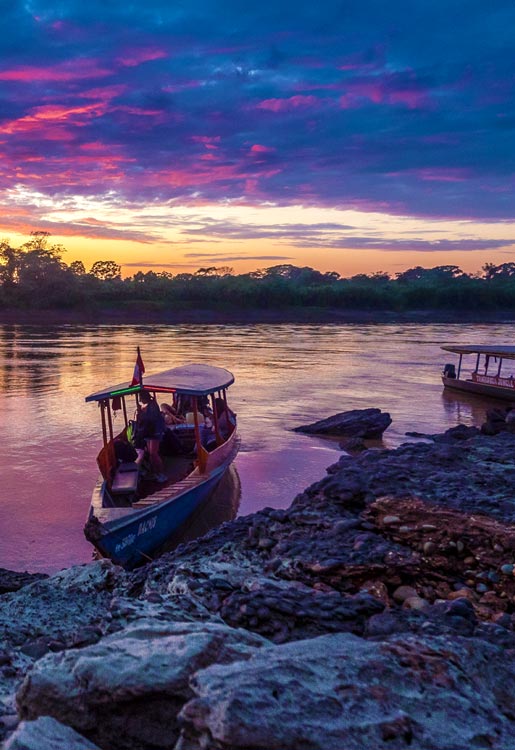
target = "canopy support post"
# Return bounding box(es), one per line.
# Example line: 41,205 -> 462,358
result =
457,354 -> 462,380
100,401 -> 108,448
192,396 -> 207,473
106,399 -> 114,442
210,393 -> 223,446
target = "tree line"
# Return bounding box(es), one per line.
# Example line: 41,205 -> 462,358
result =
2,232 -> 515,312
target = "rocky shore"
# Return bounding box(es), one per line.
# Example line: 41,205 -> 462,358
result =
3,422 -> 515,749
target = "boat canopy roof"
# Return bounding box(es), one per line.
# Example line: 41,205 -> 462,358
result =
441,345 -> 515,360
85,363 -> 235,403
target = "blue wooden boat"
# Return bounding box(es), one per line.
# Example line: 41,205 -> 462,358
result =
84,362 -> 239,568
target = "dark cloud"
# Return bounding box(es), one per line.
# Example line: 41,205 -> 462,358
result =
1,1 -> 514,220
179,217 -> 514,253
123,254 -> 292,268
183,253 -> 292,261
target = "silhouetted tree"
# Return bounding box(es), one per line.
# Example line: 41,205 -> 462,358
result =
69,260 -> 86,275
90,260 -> 121,281
482,262 -> 515,280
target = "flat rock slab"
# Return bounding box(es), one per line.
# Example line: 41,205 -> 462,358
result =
177,631 -> 515,750
294,408 -> 392,439
17,620 -> 268,750
4,716 -> 102,750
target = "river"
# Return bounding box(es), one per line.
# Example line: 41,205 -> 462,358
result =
0,322 -> 511,573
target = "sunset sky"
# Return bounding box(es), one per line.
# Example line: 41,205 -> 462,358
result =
2,1 -> 515,277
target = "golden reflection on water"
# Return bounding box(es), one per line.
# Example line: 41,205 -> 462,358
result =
0,321 -> 512,573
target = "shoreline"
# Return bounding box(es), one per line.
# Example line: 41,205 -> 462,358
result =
3,423 -> 515,747
1,306 -> 515,325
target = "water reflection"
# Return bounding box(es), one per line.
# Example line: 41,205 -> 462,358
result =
2,321 -> 515,573
160,465 -> 241,553
440,389 -> 496,426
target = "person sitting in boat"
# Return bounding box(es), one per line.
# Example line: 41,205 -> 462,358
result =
214,397 -> 236,438
161,403 -> 186,426
185,404 -> 205,426
135,390 -> 167,482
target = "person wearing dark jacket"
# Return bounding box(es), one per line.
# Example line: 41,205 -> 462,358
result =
136,390 -> 166,482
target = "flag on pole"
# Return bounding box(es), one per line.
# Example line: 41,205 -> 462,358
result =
131,347 -> 145,386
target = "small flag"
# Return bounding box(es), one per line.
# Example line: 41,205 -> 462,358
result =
131,347 -> 145,386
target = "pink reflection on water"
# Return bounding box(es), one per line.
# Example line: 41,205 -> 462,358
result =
0,322 -> 507,573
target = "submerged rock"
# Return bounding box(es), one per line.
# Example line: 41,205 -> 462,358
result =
294,408 -> 392,439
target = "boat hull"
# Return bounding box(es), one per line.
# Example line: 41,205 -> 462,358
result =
442,376 -> 515,403
86,464 -> 227,568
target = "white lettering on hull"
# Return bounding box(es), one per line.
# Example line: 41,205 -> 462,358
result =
114,516 -> 157,553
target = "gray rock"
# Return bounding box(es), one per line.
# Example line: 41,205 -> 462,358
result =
0,569 -> 48,596
177,632 -> 515,750
4,716 -> 102,750
294,408 -> 392,439
17,620 -> 268,750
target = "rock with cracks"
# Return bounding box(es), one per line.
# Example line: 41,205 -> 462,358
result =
176,632 -> 515,750
16,620 -> 268,750
294,407 -> 392,439
3,716 -> 102,750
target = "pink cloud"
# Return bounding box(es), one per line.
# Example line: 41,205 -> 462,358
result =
250,144 -> 275,154
0,102 -> 107,136
116,48 -> 168,67
0,60 -> 111,83
418,168 -> 470,182
191,136 -> 221,148
78,84 -> 128,101
256,95 -> 319,112
339,78 -> 429,110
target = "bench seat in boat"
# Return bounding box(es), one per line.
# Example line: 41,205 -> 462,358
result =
111,461 -> 139,495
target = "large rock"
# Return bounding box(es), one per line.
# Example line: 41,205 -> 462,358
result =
3,716 -> 102,750
0,569 -> 48,596
16,620 -> 268,750
294,408 -> 392,439
176,632 -> 515,750
0,560 -> 125,742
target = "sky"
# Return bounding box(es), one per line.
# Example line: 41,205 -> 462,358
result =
1,0 -> 515,277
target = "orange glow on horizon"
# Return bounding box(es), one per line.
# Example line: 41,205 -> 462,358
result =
1,191 -> 515,279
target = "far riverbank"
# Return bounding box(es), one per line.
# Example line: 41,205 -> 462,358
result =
2,305 -> 515,325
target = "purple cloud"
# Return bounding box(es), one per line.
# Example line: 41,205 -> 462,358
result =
0,0 -> 514,231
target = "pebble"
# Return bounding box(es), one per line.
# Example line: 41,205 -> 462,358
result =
403,596 -> 428,610
383,515 -> 401,525
423,541 -> 436,555
448,589 -> 475,601
258,538 -> 275,550
421,524 -> 437,532
456,540 -> 465,553
392,585 -> 418,604
501,564 -> 514,575
476,583 -> 489,594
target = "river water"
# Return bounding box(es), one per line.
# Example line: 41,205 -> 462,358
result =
1,322 -> 512,573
